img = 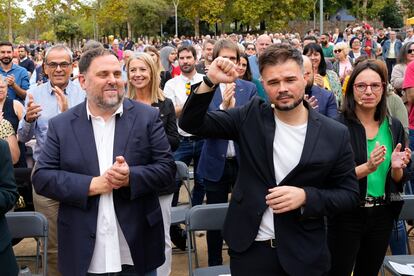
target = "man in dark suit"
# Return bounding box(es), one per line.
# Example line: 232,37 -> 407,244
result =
303,55 -> 338,118
32,48 -> 176,276
179,44 -> 359,276
197,39 -> 257,266
0,139 -> 19,276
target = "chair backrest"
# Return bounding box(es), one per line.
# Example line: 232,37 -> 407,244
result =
399,195 -> 414,220
6,211 -> 48,239
186,203 -> 229,231
175,161 -> 190,181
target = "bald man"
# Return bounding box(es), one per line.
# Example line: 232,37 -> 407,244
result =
303,55 -> 337,118
249,34 -> 272,80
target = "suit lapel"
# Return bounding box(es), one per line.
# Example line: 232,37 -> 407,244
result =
263,106 -> 276,186
113,99 -> 135,160
279,107 -> 322,185
71,101 -> 100,176
211,86 -> 223,110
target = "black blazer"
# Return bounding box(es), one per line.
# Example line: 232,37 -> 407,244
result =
179,91 -> 360,276
0,139 -> 19,275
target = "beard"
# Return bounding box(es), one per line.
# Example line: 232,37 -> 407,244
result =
321,41 -> 328,46
180,64 -> 195,74
90,89 -> 125,111
273,93 -> 304,111
1,57 -> 12,65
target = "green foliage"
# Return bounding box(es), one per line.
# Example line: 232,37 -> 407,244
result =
39,30 -> 57,41
53,13 -> 82,42
379,2 -> 404,28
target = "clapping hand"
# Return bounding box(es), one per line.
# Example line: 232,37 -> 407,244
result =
222,83 -> 236,110
25,94 -> 42,123
52,86 -> 68,112
106,156 -> 130,189
391,143 -> 411,169
367,142 -> 386,173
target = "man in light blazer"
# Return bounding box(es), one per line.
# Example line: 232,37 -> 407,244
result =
179,44 -> 359,276
32,48 -> 176,276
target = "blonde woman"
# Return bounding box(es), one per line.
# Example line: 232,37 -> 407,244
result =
127,52 -> 179,276
333,42 -> 353,84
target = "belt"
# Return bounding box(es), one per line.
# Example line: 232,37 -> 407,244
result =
361,196 -> 387,208
179,135 -> 202,141
225,156 -> 236,161
255,239 -> 276,248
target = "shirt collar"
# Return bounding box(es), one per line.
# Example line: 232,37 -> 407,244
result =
47,80 -> 70,95
86,99 -> 124,120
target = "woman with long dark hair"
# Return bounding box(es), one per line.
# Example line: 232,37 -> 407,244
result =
304,43 -> 342,105
329,60 -> 411,276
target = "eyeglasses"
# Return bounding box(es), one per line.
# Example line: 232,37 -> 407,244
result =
46,62 -> 71,69
246,47 -> 255,50
408,49 -> 414,54
333,49 -> 343,54
353,82 -> 384,93
185,82 -> 191,95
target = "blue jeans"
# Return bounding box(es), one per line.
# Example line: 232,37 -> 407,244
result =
172,137 -> 205,206
389,220 -> 408,255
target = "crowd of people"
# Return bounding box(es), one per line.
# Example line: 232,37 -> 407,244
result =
1,21 -> 414,276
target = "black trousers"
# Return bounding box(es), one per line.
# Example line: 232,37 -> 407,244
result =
205,158 -> 238,266
328,205 -> 394,276
229,242 -> 289,276
386,58 -> 397,81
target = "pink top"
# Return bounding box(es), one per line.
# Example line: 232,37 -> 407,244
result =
403,60 -> 414,89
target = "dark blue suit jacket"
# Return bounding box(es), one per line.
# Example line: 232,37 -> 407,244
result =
0,140 -> 18,276
180,90 -> 359,276
198,79 -> 257,182
308,85 -> 338,118
32,99 -> 176,276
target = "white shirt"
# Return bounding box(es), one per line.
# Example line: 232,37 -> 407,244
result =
256,115 -> 307,241
388,40 -> 396,59
219,83 -> 236,158
164,72 -> 204,136
87,102 -> 134,273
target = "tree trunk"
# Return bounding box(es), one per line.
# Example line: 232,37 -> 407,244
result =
7,0 -> 12,42
362,0 -> 368,20
127,21 -> 132,39
194,16 -> 200,37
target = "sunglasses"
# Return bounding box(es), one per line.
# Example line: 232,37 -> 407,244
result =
246,47 -> 255,50
408,49 -> 414,54
185,82 -> 191,95
333,49 -> 343,54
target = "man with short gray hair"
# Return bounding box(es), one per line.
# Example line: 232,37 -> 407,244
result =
18,44 -> 86,276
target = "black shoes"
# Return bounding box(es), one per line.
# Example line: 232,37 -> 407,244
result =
170,225 -> 187,251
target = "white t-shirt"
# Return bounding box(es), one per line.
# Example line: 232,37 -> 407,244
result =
256,114 -> 307,241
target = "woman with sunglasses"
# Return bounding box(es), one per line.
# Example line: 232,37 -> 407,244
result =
329,60 -> 411,276
127,52 -> 179,276
391,42 -> 414,95
333,42 -> 353,84
304,43 -> 342,105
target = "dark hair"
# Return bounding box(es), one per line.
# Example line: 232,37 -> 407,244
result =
18,45 -> 28,53
0,41 -> 13,49
341,59 -> 388,123
79,48 -> 117,74
239,54 -> 252,81
177,45 -> 197,59
303,36 -> 318,43
303,43 -> 327,76
212,39 -> 240,62
259,44 -> 303,75
397,42 -> 414,65
203,39 -> 216,49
